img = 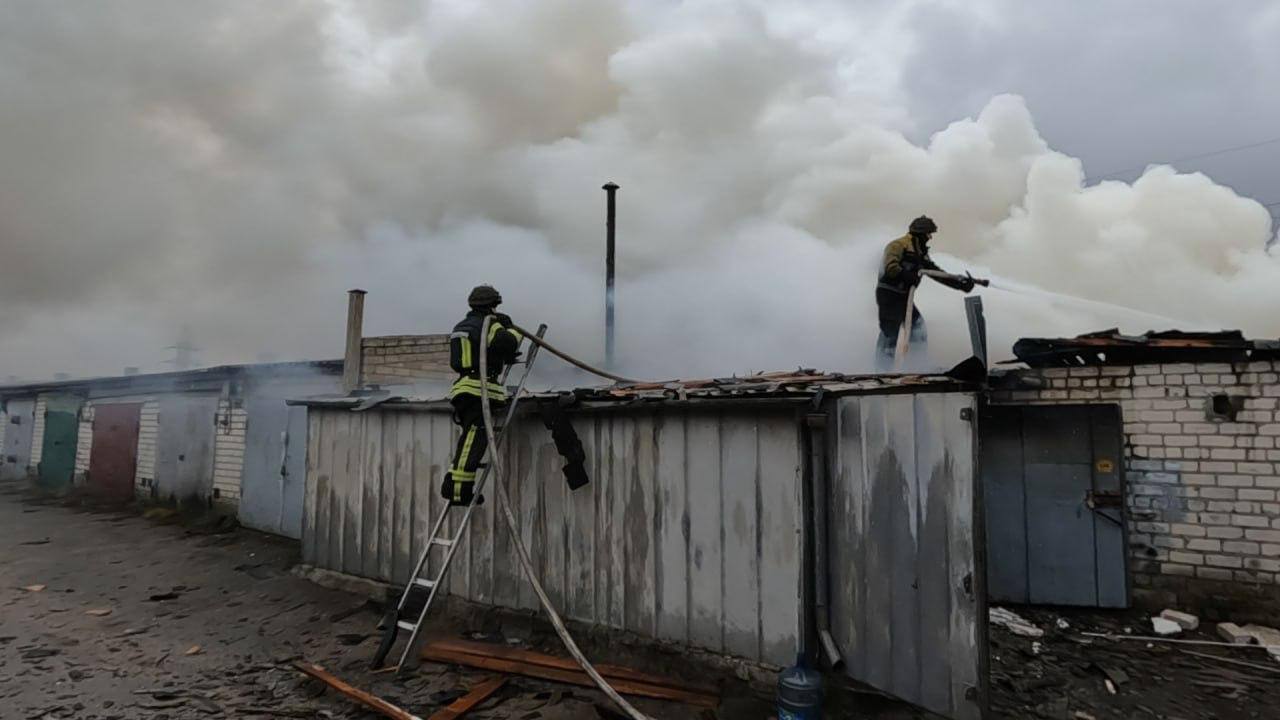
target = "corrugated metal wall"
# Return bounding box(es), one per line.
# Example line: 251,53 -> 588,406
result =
828,392 -> 986,720
303,405 -> 805,665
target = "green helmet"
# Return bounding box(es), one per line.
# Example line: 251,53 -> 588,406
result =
468,285 -> 502,308
909,215 -> 938,235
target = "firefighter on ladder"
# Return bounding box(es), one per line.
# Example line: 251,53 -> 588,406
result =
875,215 -> 977,370
442,285 -> 522,506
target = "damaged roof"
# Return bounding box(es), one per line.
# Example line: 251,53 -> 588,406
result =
1011,329 -> 1280,367
293,368 -> 978,411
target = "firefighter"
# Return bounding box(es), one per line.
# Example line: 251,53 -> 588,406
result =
875,215 -> 974,369
441,285 -> 522,506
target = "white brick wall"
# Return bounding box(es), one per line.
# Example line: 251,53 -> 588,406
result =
994,360 -> 1280,591
29,395 -> 48,466
74,403 -> 95,476
135,400 -> 159,489
212,398 -> 247,500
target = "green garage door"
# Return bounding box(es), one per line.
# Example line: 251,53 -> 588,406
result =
38,395 -> 82,492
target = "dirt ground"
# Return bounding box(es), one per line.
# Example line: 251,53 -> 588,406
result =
12,485 -> 1266,720
2,486 -> 762,720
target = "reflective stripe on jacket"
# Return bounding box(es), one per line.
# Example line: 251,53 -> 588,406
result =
448,309 -> 521,399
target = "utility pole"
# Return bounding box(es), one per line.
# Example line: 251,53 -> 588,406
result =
603,182 -> 619,368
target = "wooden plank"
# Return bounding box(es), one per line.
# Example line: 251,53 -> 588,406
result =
392,413 -> 415,585
428,677 -> 507,720
378,414 -> 395,582
756,412 -> 802,665
720,416 -> 760,659
566,415 -> 597,623
408,413 -> 433,595
363,413 -> 384,581
594,415 -> 615,627
428,639 -> 719,695
654,411 -> 689,645
543,432 -> 568,612
516,424 -> 540,612
294,661 -> 421,720
467,415 -> 496,606
302,412 -> 320,565
624,414 -> 657,636
491,420 -> 520,609
914,395 -> 955,713
685,411 -> 723,652
311,413 -> 332,569
945,394 -> 982,720
333,412 -> 357,576
421,646 -> 718,709
608,416 -> 630,628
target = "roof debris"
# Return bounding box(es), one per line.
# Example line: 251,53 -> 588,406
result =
294,367 -> 978,411
1011,329 -> 1280,367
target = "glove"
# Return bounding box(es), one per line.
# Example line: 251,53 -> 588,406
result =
959,273 -> 976,293
440,473 -> 483,506
899,253 -> 922,284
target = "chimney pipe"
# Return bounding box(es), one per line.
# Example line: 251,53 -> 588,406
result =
603,182 -> 619,368
343,289 -> 367,393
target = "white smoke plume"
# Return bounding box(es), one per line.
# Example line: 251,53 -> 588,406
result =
0,1 -> 1276,382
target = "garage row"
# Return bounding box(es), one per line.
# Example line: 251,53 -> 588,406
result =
0,361 -> 342,539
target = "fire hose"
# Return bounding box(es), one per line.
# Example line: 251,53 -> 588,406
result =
479,317 -> 655,720
511,322 -> 642,385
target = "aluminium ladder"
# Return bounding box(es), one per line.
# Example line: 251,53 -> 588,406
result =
370,324 -> 547,674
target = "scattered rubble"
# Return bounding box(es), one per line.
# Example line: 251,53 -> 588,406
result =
990,606 -> 1280,719
1150,617 -> 1182,636
989,607 -> 1044,638
1216,622 -> 1253,645
1159,609 -> 1200,631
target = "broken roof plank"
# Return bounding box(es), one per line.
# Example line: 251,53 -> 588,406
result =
293,661 -> 423,720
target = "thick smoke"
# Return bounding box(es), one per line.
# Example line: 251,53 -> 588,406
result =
0,1 -> 1276,382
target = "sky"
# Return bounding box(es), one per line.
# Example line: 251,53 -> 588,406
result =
0,0 -> 1277,382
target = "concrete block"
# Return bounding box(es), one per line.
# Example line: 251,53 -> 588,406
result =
1233,515 -> 1270,528
1217,622 -> 1254,644
1196,567 -> 1235,581
1160,609 -> 1200,630
1151,617 -> 1183,636
1245,529 -> 1280,543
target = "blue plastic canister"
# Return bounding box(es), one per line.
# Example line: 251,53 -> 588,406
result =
777,655 -> 823,720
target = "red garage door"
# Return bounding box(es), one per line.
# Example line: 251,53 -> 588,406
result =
87,403 -> 142,502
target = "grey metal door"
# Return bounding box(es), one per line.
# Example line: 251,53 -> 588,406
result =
240,395 -> 308,538
830,393 -> 987,720
2,399 -> 36,483
981,404 -> 1127,607
155,395 -> 218,504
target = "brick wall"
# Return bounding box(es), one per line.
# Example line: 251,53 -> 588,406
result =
360,335 -> 452,387
212,397 -> 247,503
991,361 -> 1280,616
29,395 -> 48,466
135,400 -> 159,490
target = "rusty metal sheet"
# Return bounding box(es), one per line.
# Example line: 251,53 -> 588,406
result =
86,403 -> 142,502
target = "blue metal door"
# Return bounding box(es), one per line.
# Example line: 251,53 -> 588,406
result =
240,394 -> 307,538
981,403 -> 1128,607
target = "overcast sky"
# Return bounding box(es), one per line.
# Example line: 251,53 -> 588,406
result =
0,0 -> 1277,382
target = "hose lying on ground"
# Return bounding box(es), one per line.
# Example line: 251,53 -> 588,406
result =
480,317 -> 655,720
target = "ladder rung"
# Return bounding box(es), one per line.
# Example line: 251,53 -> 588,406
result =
413,578 -> 436,589
431,537 -> 454,548
396,620 -> 416,632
